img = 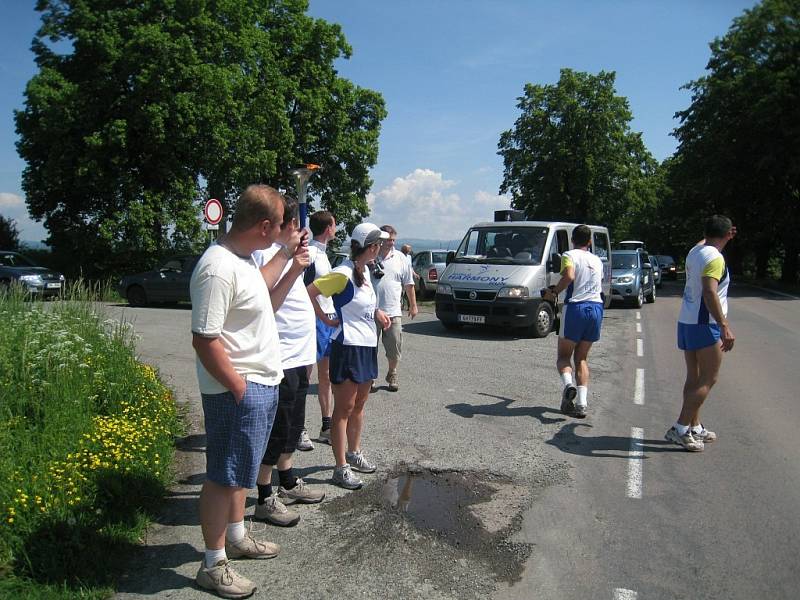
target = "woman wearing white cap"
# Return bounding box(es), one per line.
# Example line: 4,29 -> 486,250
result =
306,223 -> 391,489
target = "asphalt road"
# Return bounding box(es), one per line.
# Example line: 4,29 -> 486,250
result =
109,280 -> 799,599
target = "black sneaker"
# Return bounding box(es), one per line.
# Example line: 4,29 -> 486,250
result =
560,384 -> 577,415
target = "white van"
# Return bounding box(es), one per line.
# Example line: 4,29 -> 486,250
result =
435,218 -> 612,337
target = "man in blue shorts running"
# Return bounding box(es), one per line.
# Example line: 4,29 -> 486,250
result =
665,215 -> 736,452
543,225 -> 604,418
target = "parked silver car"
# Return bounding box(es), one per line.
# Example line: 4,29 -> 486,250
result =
0,250 -> 65,296
412,249 -> 449,299
611,249 -> 656,308
117,255 -> 200,306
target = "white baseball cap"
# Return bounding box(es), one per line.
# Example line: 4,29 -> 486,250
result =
350,223 -> 389,248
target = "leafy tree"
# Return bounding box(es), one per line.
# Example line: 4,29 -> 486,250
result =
671,0 -> 799,282
0,215 -> 20,250
15,0 -> 385,277
498,69 -> 657,238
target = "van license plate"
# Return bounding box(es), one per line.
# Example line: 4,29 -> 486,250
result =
46,283 -> 61,289
458,314 -> 485,324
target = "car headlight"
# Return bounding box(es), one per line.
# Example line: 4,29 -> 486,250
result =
59,274 -> 66,281
436,283 -> 452,295
617,275 -> 634,284
20,275 -> 44,285
497,286 -> 529,298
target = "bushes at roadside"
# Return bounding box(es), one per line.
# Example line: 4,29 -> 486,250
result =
0,288 -> 182,597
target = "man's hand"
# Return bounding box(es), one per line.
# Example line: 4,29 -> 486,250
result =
720,323 -> 735,352
407,304 -> 418,319
277,223 -> 302,253
232,376 -> 247,404
375,309 -> 391,330
290,242 -> 311,272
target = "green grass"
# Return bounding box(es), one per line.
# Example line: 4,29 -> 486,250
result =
0,285 -> 182,597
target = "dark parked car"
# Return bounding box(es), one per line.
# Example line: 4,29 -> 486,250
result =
611,249 -> 656,308
0,250 -> 65,297
117,255 -> 200,306
654,255 -> 678,280
412,249 -> 449,299
329,251 -> 348,269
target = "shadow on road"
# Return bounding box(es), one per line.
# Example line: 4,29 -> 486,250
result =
546,422 -> 686,458
446,393 -> 566,425
115,543 -> 199,595
403,319 -> 531,341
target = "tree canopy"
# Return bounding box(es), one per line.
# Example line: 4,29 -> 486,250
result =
15,0 -> 386,276
669,0 -> 799,282
0,215 -> 20,251
498,69 -> 657,239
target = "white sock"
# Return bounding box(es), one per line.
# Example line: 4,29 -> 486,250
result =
205,547 -> 227,568
691,424 -> 704,434
226,520 -> 245,543
675,422 -> 690,436
576,386 -> 588,407
561,372 -> 574,387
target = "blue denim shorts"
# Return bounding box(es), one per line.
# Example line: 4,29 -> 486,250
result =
201,381 -> 278,488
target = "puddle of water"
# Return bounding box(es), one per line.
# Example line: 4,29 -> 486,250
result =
381,470 -> 475,539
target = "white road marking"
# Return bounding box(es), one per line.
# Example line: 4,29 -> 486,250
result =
636,338 -> 643,356
636,311 -> 641,320
636,322 -> 642,333
634,368 -> 645,405
613,589 -> 638,600
627,427 -> 643,499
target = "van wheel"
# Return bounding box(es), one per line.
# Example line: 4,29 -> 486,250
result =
628,287 -> 644,309
531,302 -> 554,338
127,285 -> 148,307
646,285 -> 656,303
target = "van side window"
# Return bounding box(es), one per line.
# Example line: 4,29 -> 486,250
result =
593,232 -> 609,259
556,230 -> 569,254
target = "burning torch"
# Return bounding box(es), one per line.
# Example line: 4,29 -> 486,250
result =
289,164 -> 321,228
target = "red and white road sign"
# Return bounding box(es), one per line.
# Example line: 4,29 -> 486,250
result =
204,198 -> 223,225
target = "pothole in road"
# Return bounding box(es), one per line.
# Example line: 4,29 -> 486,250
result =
320,464 -> 537,597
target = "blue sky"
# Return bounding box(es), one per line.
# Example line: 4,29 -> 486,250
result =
0,0 -> 756,243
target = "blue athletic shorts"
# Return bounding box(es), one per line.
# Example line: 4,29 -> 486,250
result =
316,316 -> 337,361
329,341 -> 378,384
677,322 -> 721,351
201,381 -> 278,488
559,301 -> 604,343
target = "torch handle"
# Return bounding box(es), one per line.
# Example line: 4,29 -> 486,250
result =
299,202 -> 308,229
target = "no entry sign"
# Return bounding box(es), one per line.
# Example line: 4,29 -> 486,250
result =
204,198 -> 223,225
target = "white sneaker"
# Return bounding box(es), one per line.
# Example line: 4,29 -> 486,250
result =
296,428 -> 314,451
665,426 -> 704,452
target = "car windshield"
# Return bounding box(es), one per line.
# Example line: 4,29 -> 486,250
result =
431,252 -> 448,263
612,254 -> 639,269
658,255 -> 675,265
0,252 -> 37,267
453,227 -> 548,264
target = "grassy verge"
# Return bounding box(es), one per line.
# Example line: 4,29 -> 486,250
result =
0,286 -> 182,598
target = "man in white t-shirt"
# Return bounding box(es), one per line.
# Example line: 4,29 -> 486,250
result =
305,210 -> 337,443
542,225 -> 604,418
665,215 -> 736,452
190,185 -> 308,597
251,198 -> 326,527
372,225 -> 418,391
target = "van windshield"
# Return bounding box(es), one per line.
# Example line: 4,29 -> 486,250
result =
453,227 -> 548,265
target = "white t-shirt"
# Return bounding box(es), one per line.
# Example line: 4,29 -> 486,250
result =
679,244 -> 729,325
314,261 -> 378,347
307,239 -> 335,315
561,249 -> 603,304
252,244 -> 316,370
190,244 -> 283,394
373,249 -> 413,318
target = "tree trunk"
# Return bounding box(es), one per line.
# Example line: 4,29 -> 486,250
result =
754,244 -> 770,279
781,238 -> 798,284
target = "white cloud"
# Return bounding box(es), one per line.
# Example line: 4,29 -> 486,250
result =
365,169 -> 510,241
0,192 -> 48,243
